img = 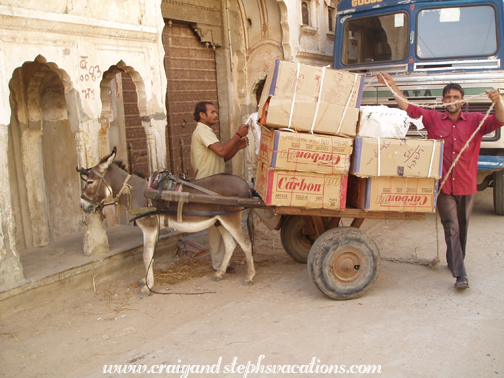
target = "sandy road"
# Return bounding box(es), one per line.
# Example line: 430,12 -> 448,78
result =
1,187 -> 503,378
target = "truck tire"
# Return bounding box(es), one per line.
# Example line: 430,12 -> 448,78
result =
494,169 -> 504,215
307,227 -> 380,300
280,216 -> 314,263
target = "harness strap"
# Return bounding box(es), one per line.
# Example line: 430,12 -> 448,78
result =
129,208 -> 245,223
172,177 -> 220,196
176,184 -> 188,222
115,174 -> 132,208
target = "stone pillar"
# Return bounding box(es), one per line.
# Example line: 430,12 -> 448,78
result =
142,116 -> 167,173
82,212 -> 110,256
21,129 -> 50,247
75,120 -> 110,255
0,124 -> 25,291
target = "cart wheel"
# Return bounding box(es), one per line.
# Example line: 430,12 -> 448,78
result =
280,216 -> 315,263
307,227 -> 380,300
494,169 -> 504,215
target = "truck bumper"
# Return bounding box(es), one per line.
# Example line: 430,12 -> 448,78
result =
478,156 -> 504,172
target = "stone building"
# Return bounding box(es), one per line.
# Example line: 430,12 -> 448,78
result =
0,0 -> 338,293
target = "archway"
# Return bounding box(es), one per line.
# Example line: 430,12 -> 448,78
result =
100,64 -> 149,179
8,56 -> 80,250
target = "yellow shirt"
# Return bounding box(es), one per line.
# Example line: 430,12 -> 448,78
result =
190,122 -> 225,179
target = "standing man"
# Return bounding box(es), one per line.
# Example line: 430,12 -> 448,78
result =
191,101 -> 249,272
376,72 -> 504,289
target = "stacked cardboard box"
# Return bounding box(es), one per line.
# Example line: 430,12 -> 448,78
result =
258,60 -> 364,137
351,137 -> 443,179
255,60 -> 442,213
348,137 -> 443,213
347,175 -> 439,212
256,127 -> 352,209
259,126 -> 353,175
256,163 -> 348,209
255,60 -> 363,210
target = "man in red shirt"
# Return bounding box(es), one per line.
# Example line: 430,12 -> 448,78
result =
376,72 -> 504,289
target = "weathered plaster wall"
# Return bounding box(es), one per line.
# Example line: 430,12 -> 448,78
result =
0,0 -> 168,291
0,0 -> 338,292
277,0 -> 335,65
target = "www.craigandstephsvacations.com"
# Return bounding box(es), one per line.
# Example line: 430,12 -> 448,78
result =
102,355 -> 382,376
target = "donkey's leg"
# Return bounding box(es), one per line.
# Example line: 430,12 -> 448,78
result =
208,225 -> 226,270
137,216 -> 160,298
220,213 -> 255,285
212,228 -> 237,282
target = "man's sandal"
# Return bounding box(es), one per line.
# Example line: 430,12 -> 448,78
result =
455,276 -> 469,289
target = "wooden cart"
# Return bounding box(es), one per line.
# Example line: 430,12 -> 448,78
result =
145,189 -> 426,300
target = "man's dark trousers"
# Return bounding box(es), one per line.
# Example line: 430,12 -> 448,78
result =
437,192 -> 476,278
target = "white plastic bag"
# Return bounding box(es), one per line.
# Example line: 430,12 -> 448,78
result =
245,112 -> 262,155
358,105 -> 424,138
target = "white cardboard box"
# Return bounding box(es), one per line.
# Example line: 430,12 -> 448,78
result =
258,60 -> 364,137
259,126 -> 353,175
256,161 -> 348,209
351,137 -> 443,179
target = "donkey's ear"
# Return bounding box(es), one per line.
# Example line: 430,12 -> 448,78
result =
97,147 -> 117,172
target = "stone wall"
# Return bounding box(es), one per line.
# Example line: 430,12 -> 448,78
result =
0,0 -> 337,292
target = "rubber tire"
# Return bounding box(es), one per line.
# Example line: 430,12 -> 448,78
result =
280,216 -> 315,263
494,169 -> 504,215
307,227 -> 380,300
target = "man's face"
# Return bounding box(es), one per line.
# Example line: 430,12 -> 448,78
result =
442,89 -> 465,115
199,104 -> 218,126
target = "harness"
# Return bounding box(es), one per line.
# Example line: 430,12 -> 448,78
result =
81,168 -> 245,222
80,167 -> 132,212
138,171 -> 244,223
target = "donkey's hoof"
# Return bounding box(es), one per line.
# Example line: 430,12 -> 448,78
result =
243,279 -> 253,287
138,287 -> 150,298
212,274 -> 223,282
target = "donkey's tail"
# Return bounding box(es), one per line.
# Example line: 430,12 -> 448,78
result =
247,208 -> 255,254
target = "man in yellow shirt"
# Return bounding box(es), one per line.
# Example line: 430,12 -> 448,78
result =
191,101 -> 249,272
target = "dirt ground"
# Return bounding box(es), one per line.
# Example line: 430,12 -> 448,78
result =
1,187 -> 503,378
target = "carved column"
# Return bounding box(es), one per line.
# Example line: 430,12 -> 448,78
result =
0,124 -> 26,291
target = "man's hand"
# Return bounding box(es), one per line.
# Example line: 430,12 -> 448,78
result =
237,124 -> 249,138
373,71 -> 409,110
237,137 -> 249,150
487,89 -> 504,123
486,89 -> 502,104
374,71 -> 393,86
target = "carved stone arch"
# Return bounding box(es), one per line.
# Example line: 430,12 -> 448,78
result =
99,62 -> 150,179
8,56 -> 80,251
276,0 -> 292,60
33,55 -> 73,94
247,42 -> 283,107
116,61 -> 147,115
252,76 -> 267,108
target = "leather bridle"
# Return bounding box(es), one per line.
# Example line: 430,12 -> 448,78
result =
80,166 -> 131,212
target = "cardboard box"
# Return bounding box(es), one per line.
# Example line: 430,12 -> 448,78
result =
256,161 -> 347,209
259,126 -> 353,175
351,137 -> 444,179
258,60 -> 364,137
347,175 -> 438,213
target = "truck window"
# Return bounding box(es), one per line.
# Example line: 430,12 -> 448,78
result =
417,5 -> 497,59
342,12 -> 408,65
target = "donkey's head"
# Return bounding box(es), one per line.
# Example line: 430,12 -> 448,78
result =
78,147 -> 117,213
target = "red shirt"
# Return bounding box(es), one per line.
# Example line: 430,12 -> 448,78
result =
406,104 -> 504,195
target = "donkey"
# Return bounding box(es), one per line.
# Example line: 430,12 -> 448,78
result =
78,147 -> 255,297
